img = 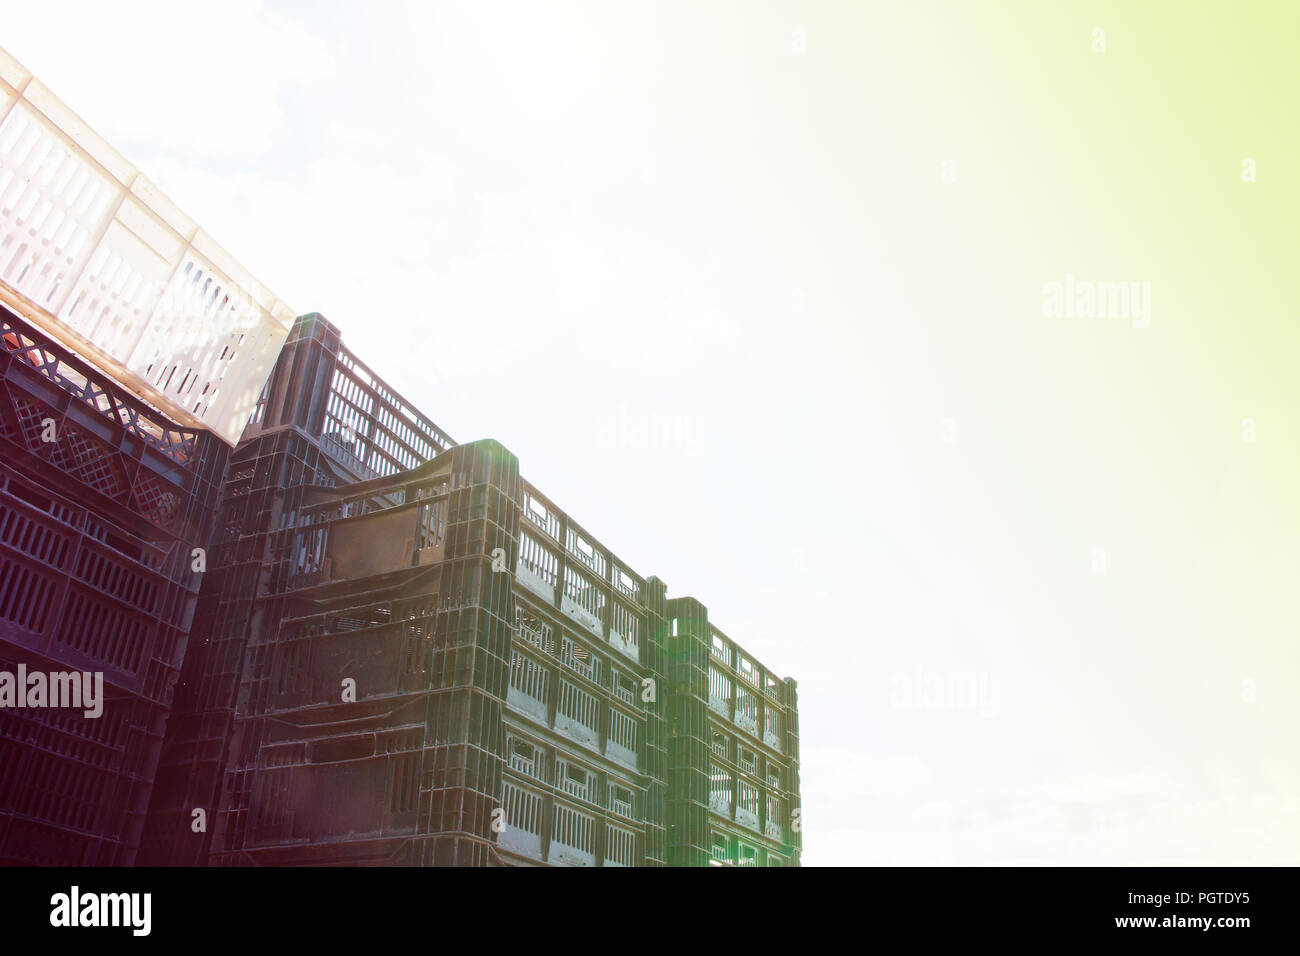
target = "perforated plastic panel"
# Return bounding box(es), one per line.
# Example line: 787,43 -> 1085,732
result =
0,48 -> 294,445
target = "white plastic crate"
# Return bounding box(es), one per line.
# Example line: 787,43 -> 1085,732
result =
0,48 -> 294,445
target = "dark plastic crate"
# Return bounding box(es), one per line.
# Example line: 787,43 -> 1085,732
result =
145,312 -> 797,867
0,302 -> 230,866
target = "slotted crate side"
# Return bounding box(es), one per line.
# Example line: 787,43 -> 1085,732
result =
245,312 -> 454,480
142,432 -> 330,865
496,726 -> 662,867
0,303 -> 230,866
660,595 -> 800,865
137,561 -> 262,865
1,302 -> 229,545
500,580 -> 668,866
0,643 -> 176,866
197,441 -> 517,866
0,305 -> 228,693
0,47 -> 294,445
150,314 -> 457,864
146,396 -> 457,865
0,467 -> 202,706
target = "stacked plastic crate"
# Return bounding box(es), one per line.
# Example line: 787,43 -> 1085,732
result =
663,599 -> 800,866
0,299 -> 228,863
700,623 -> 801,866
498,481 -> 668,866
0,48 -> 292,865
148,310 -> 674,866
141,313 -> 459,864
140,305 -> 799,865
0,46 -> 800,868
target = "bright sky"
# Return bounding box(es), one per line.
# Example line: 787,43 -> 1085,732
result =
5,0 -> 1296,866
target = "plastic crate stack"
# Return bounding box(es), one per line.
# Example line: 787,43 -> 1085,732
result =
0,302 -> 228,864
144,311 -> 800,866
146,313 -> 673,866
141,313 -> 469,865
496,480 -> 669,867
